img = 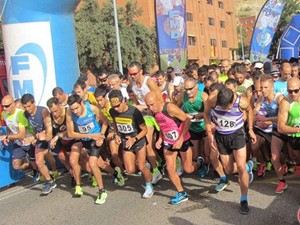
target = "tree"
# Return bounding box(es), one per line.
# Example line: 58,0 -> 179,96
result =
74,0 -> 158,73
269,0 -> 300,56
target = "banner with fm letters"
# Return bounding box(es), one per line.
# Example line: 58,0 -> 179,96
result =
155,0 -> 187,71
249,0 -> 286,62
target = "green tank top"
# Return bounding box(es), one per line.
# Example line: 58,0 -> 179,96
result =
183,91 -> 205,132
287,101 -> 300,137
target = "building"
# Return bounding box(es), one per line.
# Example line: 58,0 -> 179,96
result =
96,0 -> 238,66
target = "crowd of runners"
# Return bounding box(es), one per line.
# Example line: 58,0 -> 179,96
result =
1,58 -> 300,215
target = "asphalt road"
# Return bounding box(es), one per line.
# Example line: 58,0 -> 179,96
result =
0,170 -> 299,225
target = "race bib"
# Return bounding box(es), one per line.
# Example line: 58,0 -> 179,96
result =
116,123 -> 134,134
78,122 -> 95,133
217,119 -> 236,128
164,130 -> 179,141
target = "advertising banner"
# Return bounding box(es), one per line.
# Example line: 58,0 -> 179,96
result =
249,0 -> 286,62
156,0 -> 187,71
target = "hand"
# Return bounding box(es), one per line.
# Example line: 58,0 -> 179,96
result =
115,135 -> 121,145
90,133 -> 104,141
249,130 -> 257,144
23,136 -> 35,145
95,139 -> 104,147
125,136 -> 135,149
255,115 -> 268,122
50,136 -> 59,149
155,138 -> 162,149
172,136 -> 183,150
255,120 -> 268,129
208,134 -> 217,150
0,135 -> 7,141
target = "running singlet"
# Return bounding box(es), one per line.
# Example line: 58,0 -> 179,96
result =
51,108 -> 72,140
25,106 -> 46,134
109,105 -> 144,138
287,99 -> 300,137
154,103 -> 190,145
183,90 -> 205,133
254,93 -> 273,133
132,76 -> 150,105
2,108 -> 32,146
211,95 -> 244,135
71,102 -> 101,140
260,92 -> 281,128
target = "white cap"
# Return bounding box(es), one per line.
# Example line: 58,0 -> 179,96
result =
254,61 -> 263,69
172,76 -> 184,86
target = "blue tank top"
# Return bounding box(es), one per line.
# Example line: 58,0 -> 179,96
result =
212,95 -> 244,135
261,93 -> 281,128
71,102 -> 101,141
25,106 -> 46,134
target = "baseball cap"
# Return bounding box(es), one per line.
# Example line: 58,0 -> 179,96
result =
253,61 -> 264,69
172,76 -> 184,86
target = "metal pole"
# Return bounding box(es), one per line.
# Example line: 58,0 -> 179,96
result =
113,0 -> 123,74
240,24 -> 245,60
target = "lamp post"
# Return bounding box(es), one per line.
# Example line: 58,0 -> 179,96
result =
113,0 -> 123,74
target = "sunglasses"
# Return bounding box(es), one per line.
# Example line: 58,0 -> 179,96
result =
287,89 -> 300,94
3,102 -> 13,108
184,84 -> 196,92
98,77 -> 108,82
112,103 -> 121,109
128,70 -> 140,76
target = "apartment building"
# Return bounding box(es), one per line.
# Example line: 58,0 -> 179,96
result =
97,0 -> 238,65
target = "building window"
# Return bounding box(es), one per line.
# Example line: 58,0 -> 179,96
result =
188,36 -> 196,45
209,17 -> 215,26
187,13 -> 193,22
210,38 -> 216,46
218,1 -> 224,9
222,40 -> 227,48
220,20 -> 225,28
207,0 -> 213,5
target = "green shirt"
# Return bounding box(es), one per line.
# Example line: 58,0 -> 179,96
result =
287,101 -> 300,137
183,91 -> 205,132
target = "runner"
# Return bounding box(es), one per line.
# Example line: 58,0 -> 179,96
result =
66,94 -> 108,204
108,89 -> 154,198
204,87 -> 256,214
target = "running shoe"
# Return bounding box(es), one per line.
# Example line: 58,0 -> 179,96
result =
113,167 -> 125,187
246,160 -> 254,183
142,184 -> 154,199
257,163 -> 266,177
253,162 -> 258,171
70,177 -> 76,188
50,170 -> 60,179
275,181 -> 287,194
240,200 -> 250,215
266,161 -> 272,171
41,180 -> 57,195
91,175 -> 97,187
95,191 -> 107,204
176,156 -> 183,177
151,170 -> 162,185
168,192 -> 188,205
74,185 -> 83,197
33,170 -> 40,183
197,157 -> 209,178
215,178 -> 230,192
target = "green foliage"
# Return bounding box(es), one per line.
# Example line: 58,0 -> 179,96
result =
270,0 -> 300,56
75,0 -> 158,73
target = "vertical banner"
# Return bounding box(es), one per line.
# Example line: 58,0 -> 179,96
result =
155,0 -> 187,71
249,0 -> 286,62
1,0 -> 80,106
279,14 -> 300,60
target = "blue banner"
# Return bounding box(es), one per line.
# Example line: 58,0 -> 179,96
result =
250,0 -> 286,62
155,0 -> 187,71
279,14 -> 300,60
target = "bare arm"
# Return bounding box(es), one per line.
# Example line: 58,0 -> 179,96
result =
239,95 -> 256,143
278,98 -> 300,134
